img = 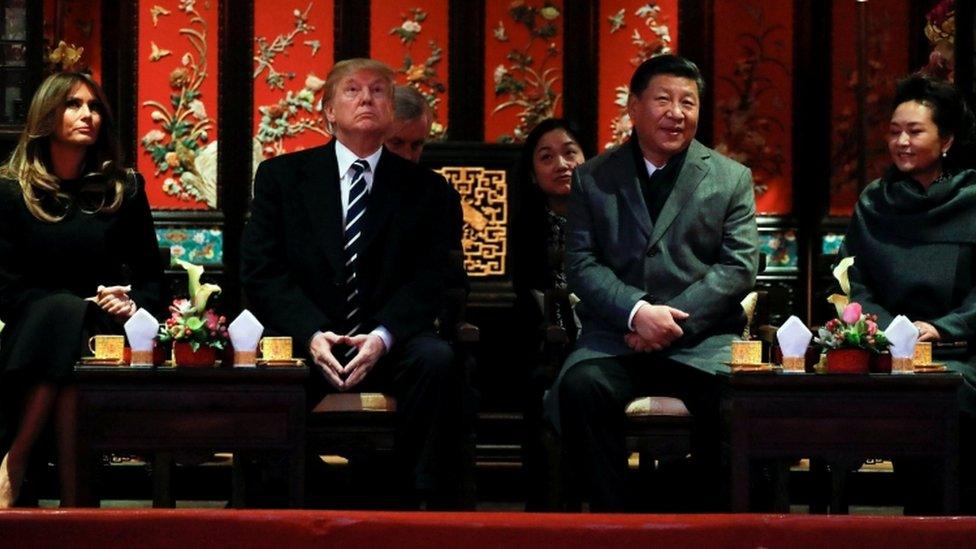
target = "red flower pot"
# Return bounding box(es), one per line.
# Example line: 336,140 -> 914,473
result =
870,352 -> 892,374
826,348 -> 871,374
173,342 -> 217,368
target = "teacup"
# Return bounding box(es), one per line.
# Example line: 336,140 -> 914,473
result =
731,340 -> 762,365
259,337 -> 292,361
88,335 -> 125,360
913,341 -> 933,366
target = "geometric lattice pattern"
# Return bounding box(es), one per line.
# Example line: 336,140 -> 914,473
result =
435,166 -> 508,277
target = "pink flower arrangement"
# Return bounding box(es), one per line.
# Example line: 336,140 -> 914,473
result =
816,301 -> 890,352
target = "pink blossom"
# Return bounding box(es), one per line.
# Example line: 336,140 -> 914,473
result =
842,302 -> 862,324
204,310 -> 219,330
866,320 -> 877,335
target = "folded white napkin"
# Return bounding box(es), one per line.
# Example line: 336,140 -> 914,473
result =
885,315 -> 919,358
229,310 -> 264,353
124,308 -> 159,351
777,315 -> 812,357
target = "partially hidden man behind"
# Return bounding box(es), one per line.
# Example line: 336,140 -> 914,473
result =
386,85 -> 467,294
545,55 -> 759,511
241,58 -> 464,507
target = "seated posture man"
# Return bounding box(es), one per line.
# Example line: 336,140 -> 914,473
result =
546,55 -> 759,511
241,58 -> 463,507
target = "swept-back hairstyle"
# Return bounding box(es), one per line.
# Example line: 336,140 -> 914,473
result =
322,58 -> 395,134
892,73 -> 976,173
629,54 -> 706,99
0,71 -> 124,222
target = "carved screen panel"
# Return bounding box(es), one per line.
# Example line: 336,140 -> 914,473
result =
137,0 -> 219,210
435,166 -> 508,277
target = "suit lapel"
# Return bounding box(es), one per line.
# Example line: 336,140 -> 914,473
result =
617,141 -> 652,239
647,139 -> 710,249
360,149 -> 403,252
296,140 -> 345,276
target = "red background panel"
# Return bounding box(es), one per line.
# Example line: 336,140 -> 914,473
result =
43,0 -> 102,81
371,0 -> 450,137
137,0 -> 220,210
484,0 -> 564,143
829,0 -> 910,216
597,0 -> 679,153
252,0 -> 334,162
712,0 -> 793,215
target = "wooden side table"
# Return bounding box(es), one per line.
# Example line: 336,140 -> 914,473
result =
68,365 -> 308,508
719,372 -> 962,514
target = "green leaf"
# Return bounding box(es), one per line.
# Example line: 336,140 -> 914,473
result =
186,316 -> 204,331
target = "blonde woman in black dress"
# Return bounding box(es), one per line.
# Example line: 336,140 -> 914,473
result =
0,72 -> 166,507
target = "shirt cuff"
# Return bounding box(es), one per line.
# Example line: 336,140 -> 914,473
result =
371,326 -> 394,352
628,300 -> 651,331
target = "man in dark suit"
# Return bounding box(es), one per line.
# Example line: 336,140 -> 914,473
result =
546,55 -> 760,511
241,58 -> 462,506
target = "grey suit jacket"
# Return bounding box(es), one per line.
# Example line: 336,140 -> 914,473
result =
545,138 -> 760,428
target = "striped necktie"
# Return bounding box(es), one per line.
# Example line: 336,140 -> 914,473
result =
342,159 -> 370,357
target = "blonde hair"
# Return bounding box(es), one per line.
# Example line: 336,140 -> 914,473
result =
0,72 -> 124,222
323,58 -> 395,134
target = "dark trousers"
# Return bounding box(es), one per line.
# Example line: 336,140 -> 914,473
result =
559,354 -> 719,512
311,334 -> 465,505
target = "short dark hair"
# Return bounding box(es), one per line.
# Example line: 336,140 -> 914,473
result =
893,74 -> 976,171
629,54 -> 705,98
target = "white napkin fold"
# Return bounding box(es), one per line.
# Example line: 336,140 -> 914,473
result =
123,308 -> 159,351
229,310 -> 264,352
885,315 -> 919,358
776,315 -> 812,357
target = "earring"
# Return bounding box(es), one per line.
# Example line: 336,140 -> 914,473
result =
942,149 -> 948,158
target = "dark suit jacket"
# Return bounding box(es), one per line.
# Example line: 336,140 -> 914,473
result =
545,138 -> 759,428
241,140 -> 451,352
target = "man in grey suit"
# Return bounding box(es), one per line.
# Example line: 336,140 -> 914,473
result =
547,55 -> 759,511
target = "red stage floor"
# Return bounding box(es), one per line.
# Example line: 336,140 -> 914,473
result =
3,510 -> 976,548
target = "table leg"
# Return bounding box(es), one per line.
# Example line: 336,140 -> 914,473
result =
772,460 -> 791,513
830,461 -> 849,515
944,451 -> 960,515
152,452 -> 174,508
730,450 -> 750,512
231,452 -> 246,508
288,447 -> 305,508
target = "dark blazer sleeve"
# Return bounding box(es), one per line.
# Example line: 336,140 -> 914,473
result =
241,159 -> 333,348
118,172 -> 169,318
371,169 -> 451,342
666,164 -> 759,340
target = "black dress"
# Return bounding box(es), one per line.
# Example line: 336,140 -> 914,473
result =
0,173 -> 166,446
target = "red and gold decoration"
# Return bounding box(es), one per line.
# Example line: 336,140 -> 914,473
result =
371,0 -> 449,139
598,0 -> 678,151
138,0 -> 220,210
43,0 -> 102,78
484,0 -> 564,143
253,1 -> 334,168
829,0 -> 910,216
712,0 -> 792,215
435,167 -> 508,277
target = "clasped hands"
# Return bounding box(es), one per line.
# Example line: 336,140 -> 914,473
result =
624,303 -> 690,352
309,331 -> 387,391
86,284 -> 137,322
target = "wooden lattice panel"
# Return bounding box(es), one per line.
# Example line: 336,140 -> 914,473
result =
435,166 -> 508,277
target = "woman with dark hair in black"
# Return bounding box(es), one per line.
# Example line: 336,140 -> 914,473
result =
842,73 -> 976,513
511,118 -> 587,510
